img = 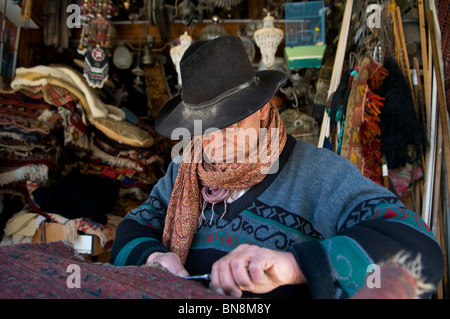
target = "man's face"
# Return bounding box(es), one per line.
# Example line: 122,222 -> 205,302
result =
201,103 -> 269,164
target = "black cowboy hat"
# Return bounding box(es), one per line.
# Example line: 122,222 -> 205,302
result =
155,36 -> 288,139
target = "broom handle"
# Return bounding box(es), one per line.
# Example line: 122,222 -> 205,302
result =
317,0 -> 353,147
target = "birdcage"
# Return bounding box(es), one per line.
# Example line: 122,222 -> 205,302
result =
284,1 -> 325,47
284,1 -> 326,69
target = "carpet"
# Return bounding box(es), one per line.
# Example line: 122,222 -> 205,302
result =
0,241 -> 227,299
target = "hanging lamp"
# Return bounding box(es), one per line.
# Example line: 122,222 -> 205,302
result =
200,15 -> 228,40
170,32 -> 192,86
254,13 -> 284,68
113,43 -> 133,69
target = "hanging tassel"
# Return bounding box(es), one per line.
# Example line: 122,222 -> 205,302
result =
359,66 -> 389,185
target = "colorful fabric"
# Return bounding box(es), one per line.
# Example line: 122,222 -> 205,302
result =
388,163 -> 424,199
112,134 -> 444,298
359,65 -> 388,185
83,45 -> 110,88
86,128 -> 164,191
77,1 -> 114,88
341,56 -> 384,181
162,103 -> 287,264
0,241 -> 228,299
0,67 -> 163,254
0,91 -> 64,182
10,65 -> 125,121
57,101 -> 90,151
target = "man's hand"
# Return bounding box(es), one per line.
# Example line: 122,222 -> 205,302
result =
145,252 -> 189,277
210,244 -> 306,297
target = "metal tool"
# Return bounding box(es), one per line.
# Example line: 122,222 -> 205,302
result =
184,274 -> 211,281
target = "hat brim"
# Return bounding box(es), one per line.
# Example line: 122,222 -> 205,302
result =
155,70 -> 288,139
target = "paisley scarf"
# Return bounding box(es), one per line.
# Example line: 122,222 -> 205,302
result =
162,102 -> 287,264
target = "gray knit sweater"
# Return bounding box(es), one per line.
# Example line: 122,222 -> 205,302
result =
112,135 -> 444,298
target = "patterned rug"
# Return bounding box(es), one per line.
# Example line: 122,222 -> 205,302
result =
144,64 -> 171,120
0,241 -> 227,299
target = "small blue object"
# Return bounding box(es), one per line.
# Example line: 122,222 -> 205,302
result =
121,107 -> 139,124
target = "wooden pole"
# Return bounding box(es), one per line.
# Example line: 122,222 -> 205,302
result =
418,0 -> 430,112
432,117 -> 443,236
395,6 -> 414,97
317,0 -> 353,147
413,57 -> 427,131
427,10 -> 450,225
423,68 -> 437,223
431,117 -> 444,298
394,6 -> 421,122
390,5 -> 407,80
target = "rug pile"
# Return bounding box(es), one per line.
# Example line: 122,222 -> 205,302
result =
0,241 -> 226,299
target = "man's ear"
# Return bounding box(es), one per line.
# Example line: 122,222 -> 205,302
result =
259,102 -> 271,121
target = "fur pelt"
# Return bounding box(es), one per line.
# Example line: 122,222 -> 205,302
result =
379,57 -> 426,169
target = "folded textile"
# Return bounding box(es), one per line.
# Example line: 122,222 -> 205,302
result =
10,65 -> 125,121
91,130 -> 161,173
12,81 -> 88,124
57,101 -> 90,151
0,92 -> 63,144
88,116 -> 154,148
45,212 -> 114,248
86,127 -> 163,193
4,210 -> 39,237
0,190 -> 27,237
0,93 -> 64,186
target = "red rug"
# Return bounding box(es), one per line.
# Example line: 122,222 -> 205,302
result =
0,241 -> 227,299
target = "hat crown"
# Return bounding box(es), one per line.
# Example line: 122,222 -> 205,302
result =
179,36 -> 255,107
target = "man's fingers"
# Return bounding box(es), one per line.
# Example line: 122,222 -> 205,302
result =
210,244 -> 306,297
230,257 -> 253,290
146,252 -> 189,277
212,258 -> 243,298
248,257 -> 271,284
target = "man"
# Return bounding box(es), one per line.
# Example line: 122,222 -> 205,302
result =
112,36 -> 444,298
